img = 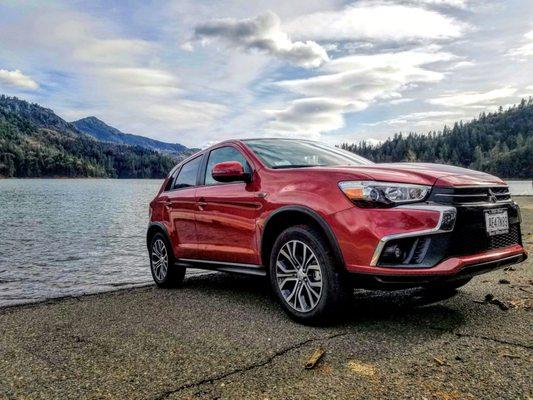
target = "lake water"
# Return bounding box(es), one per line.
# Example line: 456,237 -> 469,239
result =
0,179 -> 531,307
0,179 -> 163,307
507,180 -> 533,196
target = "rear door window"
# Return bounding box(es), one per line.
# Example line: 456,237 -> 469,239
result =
173,156 -> 202,189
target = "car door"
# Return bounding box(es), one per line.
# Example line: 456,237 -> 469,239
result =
161,155 -> 203,259
195,145 -> 262,265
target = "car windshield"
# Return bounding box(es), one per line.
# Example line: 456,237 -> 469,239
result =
243,139 -> 373,169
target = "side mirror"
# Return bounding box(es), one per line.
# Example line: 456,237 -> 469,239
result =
211,161 -> 250,183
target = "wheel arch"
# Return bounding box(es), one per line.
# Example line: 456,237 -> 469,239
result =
147,222 -> 172,253
260,206 -> 345,269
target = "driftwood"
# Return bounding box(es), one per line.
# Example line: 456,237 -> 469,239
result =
305,347 -> 325,369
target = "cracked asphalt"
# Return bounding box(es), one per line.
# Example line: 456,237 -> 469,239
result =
1,198 -> 532,400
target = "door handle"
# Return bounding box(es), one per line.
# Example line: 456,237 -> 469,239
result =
197,197 -> 208,208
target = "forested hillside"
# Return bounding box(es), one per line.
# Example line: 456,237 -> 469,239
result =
0,96 -> 179,178
72,116 -> 190,154
342,98 -> 533,179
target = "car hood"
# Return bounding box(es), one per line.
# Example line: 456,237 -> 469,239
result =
327,163 -> 506,187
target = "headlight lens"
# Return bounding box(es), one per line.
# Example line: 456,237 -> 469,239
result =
338,181 -> 430,206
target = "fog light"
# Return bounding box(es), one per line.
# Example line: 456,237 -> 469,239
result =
440,209 -> 457,231
381,243 -> 407,263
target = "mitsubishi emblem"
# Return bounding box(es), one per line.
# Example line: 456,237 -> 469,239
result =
487,189 -> 498,203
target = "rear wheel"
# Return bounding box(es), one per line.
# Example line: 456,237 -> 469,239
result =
269,225 -> 351,324
150,233 -> 185,288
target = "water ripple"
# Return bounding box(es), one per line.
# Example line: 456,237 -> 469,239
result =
0,179 -> 163,307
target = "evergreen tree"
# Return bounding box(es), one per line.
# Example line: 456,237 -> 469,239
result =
341,98 -> 533,179
0,96 -> 188,178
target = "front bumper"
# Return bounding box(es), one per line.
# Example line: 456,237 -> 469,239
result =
349,244 -> 526,285
331,199 -> 527,282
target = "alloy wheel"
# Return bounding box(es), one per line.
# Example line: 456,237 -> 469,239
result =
151,239 -> 169,281
275,240 -> 323,313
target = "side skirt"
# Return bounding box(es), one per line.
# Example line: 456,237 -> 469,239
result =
175,258 -> 267,276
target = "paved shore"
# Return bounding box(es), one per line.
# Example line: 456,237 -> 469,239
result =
1,199 -> 532,399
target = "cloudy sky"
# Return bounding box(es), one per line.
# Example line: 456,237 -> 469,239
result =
0,0 -> 532,147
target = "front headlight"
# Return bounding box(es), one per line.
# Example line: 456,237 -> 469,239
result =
338,181 -> 430,207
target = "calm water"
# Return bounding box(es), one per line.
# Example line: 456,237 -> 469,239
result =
0,179 -> 163,307
0,179 -> 531,307
507,180 -> 533,196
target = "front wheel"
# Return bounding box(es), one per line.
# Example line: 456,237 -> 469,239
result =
149,233 -> 185,288
269,225 -> 351,324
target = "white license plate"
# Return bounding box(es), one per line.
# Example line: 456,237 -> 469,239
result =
485,208 -> 509,236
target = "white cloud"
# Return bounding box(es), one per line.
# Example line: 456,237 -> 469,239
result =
508,30 -> 533,58
97,67 -> 182,95
0,4 -> 235,146
380,110 -> 461,126
429,87 -> 517,107
266,97 -> 367,136
2,0 -> 532,147
146,100 -> 228,129
73,39 -> 157,65
285,2 -> 466,42
280,49 -> 453,100
192,11 -> 329,68
0,69 -> 39,89
326,47 -> 455,71
363,137 -> 384,146
268,48 -> 454,135
449,60 -> 475,69
389,98 -> 414,105
404,0 -> 469,8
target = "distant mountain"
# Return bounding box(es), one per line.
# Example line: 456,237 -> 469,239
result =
0,95 -> 181,178
0,94 -> 77,134
72,116 -> 190,154
342,98 -> 533,179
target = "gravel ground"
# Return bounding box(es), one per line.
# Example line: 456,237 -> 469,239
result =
1,198 -> 532,400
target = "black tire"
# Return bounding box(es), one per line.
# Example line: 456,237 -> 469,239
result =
149,232 -> 186,288
269,225 -> 351,324
423,277 -> 471,293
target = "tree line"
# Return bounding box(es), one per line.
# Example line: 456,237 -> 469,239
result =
0,96 -> 178,178
341,98 -> 533,179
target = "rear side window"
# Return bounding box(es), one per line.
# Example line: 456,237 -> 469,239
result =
173,156 -> 202,189
164,167 -> 180,191
204,146 -> 250,185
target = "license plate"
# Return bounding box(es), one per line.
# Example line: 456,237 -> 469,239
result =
485,208 -> 509,236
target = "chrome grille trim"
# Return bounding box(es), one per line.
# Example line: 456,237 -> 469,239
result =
432,186 -> 511,204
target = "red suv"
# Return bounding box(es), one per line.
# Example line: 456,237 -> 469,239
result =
147,139 -> 527,323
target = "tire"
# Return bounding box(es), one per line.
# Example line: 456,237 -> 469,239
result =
149,232 -> 186,288
269,225 -> 351,324
423,277 -> 471,293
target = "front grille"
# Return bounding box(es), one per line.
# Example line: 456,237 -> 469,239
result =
489,224 -> 521,250
428,185 -> 521,257
448,202 -> 522,256
449,224 -> 521,256
430,186 -> 511,205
